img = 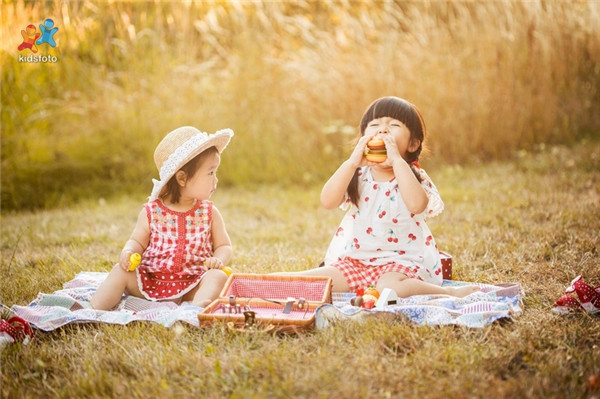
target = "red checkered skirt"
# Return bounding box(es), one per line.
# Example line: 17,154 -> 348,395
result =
332,257 -> 420,293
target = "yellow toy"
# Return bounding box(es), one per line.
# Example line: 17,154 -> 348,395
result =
221,266 -> 233,276
128,253 -> 141,271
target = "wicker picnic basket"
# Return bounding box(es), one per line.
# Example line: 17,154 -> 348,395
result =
198,274 -> 333,333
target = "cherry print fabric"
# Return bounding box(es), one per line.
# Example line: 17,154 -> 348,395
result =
136,199 -> 213,300
324,166 -> 444,286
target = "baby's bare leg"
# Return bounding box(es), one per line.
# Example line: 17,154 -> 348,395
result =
377,272 -> 480,298
187,269 -> 229,307
90,264 -> 140,310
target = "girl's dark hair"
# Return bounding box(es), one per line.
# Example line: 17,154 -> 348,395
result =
347,96 -> 426,207
159,146 -> 219,204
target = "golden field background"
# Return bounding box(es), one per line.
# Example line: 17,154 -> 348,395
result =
1,0 -> 599,209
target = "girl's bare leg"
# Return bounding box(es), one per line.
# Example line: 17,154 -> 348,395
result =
90,264 -> 141,310
377,272 -> 480,298
272,266 -> 350,292
184,269 -> 229,307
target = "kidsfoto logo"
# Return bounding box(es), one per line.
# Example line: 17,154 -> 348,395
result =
18,18 -> 59,63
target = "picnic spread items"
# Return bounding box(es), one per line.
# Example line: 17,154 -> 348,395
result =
10,271 -> 521,330
198,274 -> 332,333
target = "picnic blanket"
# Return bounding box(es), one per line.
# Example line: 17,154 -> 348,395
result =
10,272 -> 522,331
10,272 -> 204,331
317,281 -> 523,329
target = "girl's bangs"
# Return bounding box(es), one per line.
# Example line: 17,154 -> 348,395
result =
361,97 -> 421,134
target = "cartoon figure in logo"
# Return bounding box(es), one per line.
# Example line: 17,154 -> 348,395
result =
18,24 -> 41,53
36,18 -> 58,47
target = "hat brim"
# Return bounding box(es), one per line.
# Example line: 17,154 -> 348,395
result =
149,128 -> 233,201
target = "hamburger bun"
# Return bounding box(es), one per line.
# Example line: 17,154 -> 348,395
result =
365,138 -> 387,163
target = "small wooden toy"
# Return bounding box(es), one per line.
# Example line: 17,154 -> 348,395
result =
350,285 -> 381,309
375,288 -> 399,309
365,285 -> 380,298
362,300 -> 375,309
350,296 -> 364,307
362,294 -> 378,303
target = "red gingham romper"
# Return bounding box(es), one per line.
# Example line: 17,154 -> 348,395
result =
136,199 -> 213,301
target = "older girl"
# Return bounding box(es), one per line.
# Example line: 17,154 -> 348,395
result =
279,97 -> 478,298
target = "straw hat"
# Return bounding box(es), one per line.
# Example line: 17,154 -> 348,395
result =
149,126 -> 233,200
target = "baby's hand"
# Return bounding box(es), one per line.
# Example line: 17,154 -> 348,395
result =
204,257 -> 224,270
119,250 -> 136,271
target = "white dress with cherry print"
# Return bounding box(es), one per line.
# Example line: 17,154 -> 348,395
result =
323,166 -> 445,285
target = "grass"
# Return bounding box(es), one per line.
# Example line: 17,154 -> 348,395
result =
1,139 -> 599,398
2,0 -> 600,210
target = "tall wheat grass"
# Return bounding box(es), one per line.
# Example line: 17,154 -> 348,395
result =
1,0 -> 599,209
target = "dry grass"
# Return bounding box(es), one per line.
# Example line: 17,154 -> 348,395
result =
1,0 -> 600,209
1,139 -> 599,398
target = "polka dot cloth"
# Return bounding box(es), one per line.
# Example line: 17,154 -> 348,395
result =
0,316 -> 33,344
565,275 -> 600,314
137,199 -> 214,301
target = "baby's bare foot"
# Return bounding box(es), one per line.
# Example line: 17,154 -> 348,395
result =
194,298 -> 213,308
450,285 -> 481,298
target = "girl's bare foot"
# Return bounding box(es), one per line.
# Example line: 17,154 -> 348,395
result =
449,285 -> 481,298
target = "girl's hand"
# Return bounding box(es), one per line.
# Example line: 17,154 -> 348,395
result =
348,135 -> 375,168
204,257 -> 224,270
367,134 -> 404,168
383,134 -> 403,163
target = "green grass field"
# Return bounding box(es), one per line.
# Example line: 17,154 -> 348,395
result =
2,0 -> 600,210
1,139 -> 598,398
